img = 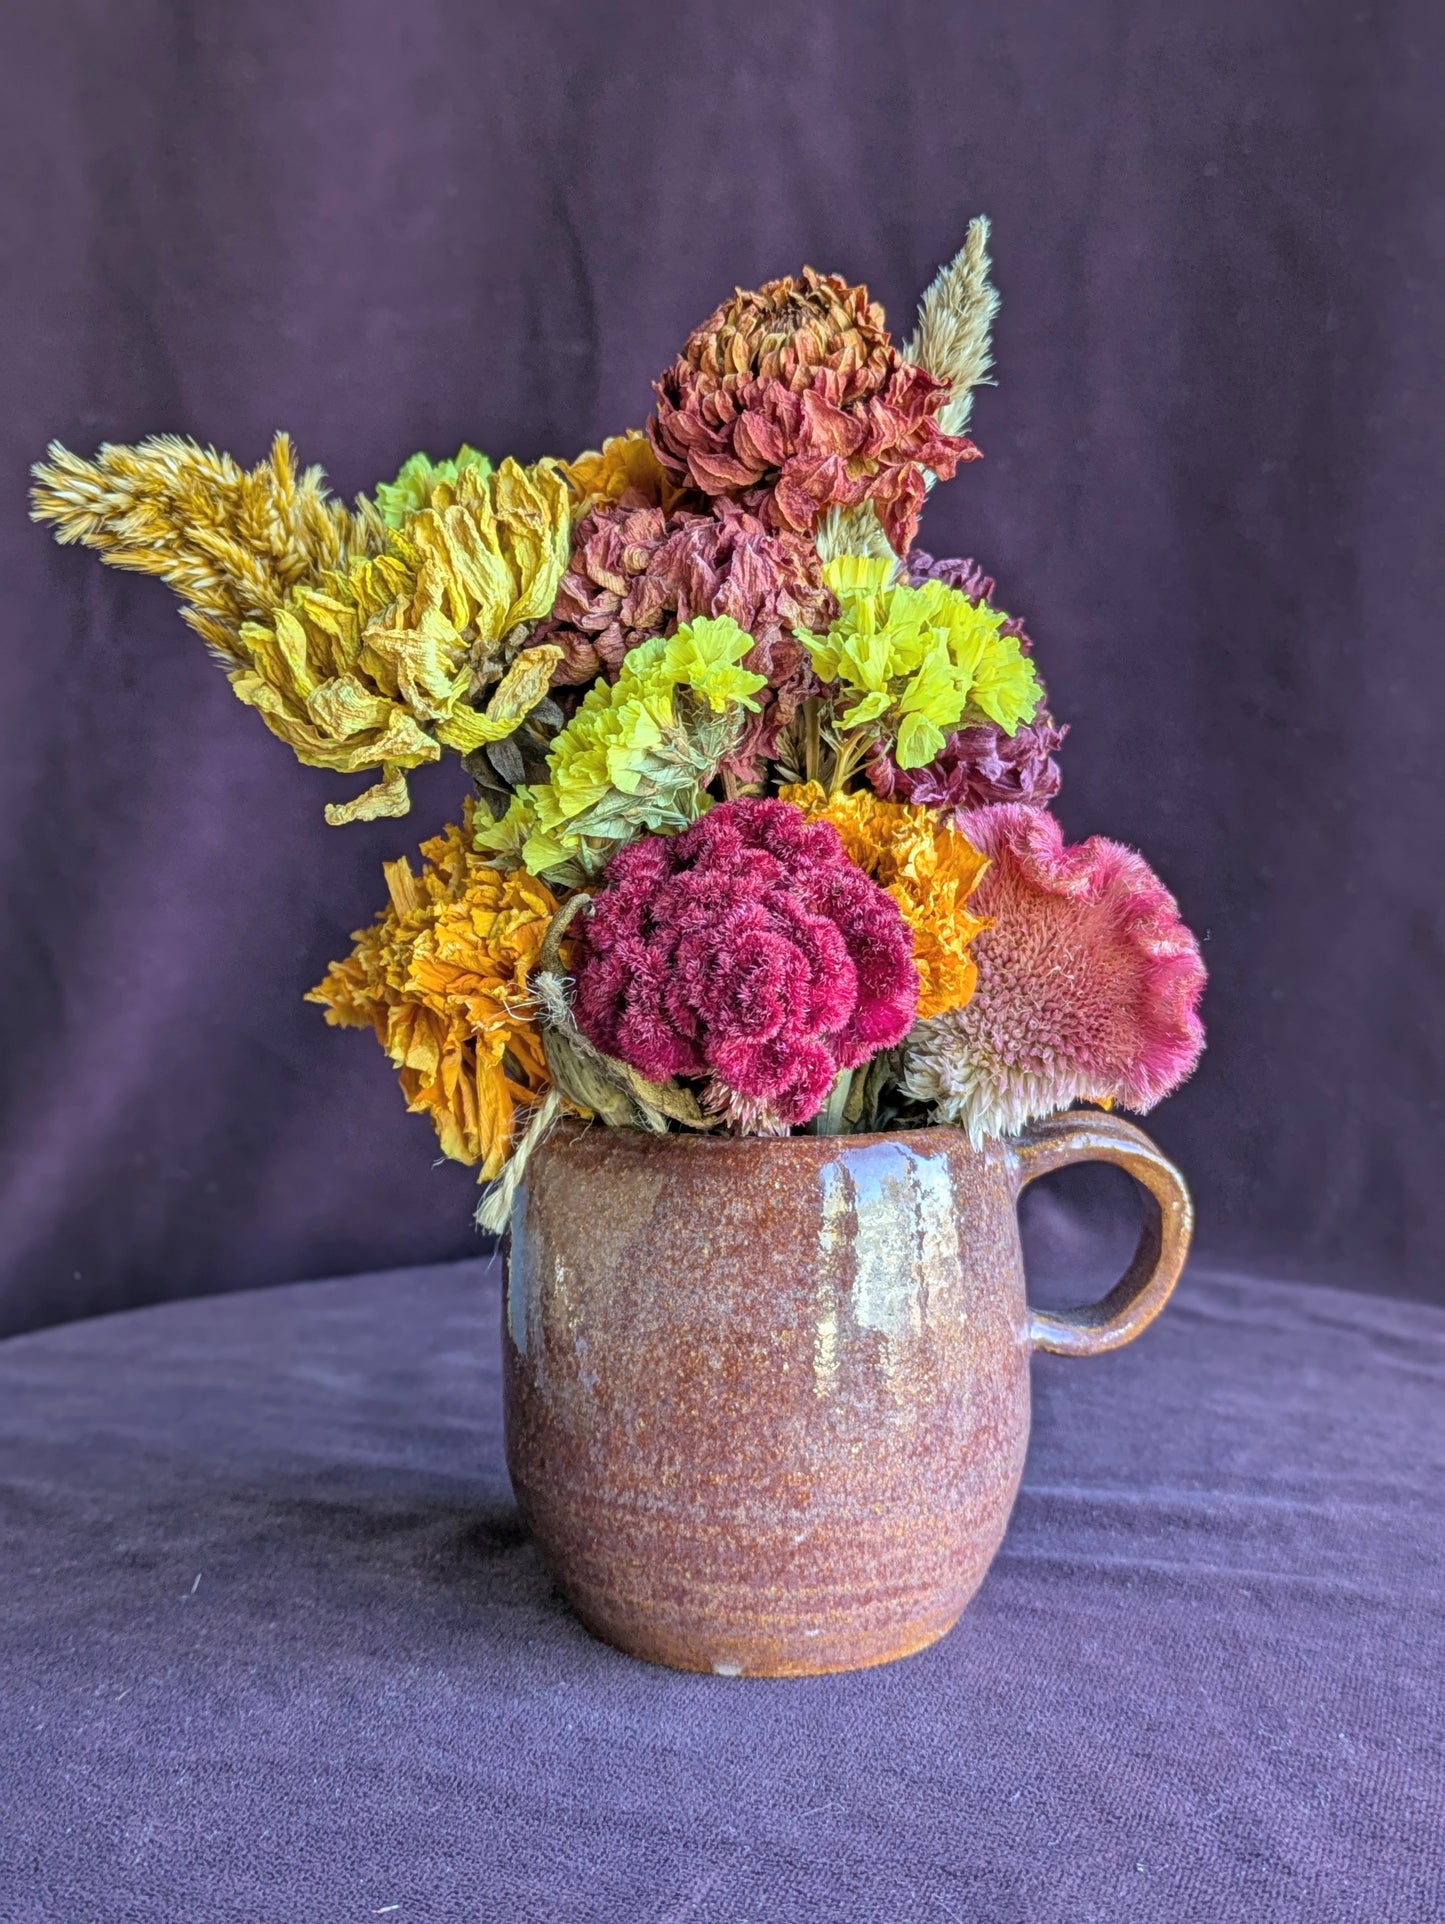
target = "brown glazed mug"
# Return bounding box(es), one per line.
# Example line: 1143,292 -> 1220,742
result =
503,1111 -> 1192,1677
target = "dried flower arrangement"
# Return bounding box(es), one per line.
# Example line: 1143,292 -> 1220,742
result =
32,220 -> 1205,1228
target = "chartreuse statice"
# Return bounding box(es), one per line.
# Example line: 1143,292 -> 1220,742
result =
474,614 -> 767,884
802,555 -> 1042,773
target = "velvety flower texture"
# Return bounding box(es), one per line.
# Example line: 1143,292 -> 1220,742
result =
869,549 -> 1066,809
533,498 -> 834,777
572,798 -> 920,1127
650,269 -> 976,554
901,806 -> 1205,1143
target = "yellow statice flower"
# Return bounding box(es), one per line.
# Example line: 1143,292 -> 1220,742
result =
782,783 -> 992,1019
560,429 -> 690,515
802,554 -> 1041,769
307,817 -> 563,1180
234,457 -> 572,822
477,615 -> 767,882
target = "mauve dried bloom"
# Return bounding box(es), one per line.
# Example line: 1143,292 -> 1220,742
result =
572,799 -> 919,1127
649,269 -> 976,554
868,715 -> 1066,811
533,498 -> 833,776
901,805 -> 1206,1144
868,550 -> 1065,809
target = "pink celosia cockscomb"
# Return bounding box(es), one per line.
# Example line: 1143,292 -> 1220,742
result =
572,798 -> 919,1128
901,805 -> 1205,1143
649,270 -> 975,553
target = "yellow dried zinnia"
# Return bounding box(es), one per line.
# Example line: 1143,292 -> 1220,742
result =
559,429 -> 690,515
31,436 -> 572,828
781,783 -> 991,1019
239,457 -> 572,823
307,819 -> 562,1179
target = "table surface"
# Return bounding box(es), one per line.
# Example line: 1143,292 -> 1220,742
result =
1,1257 -> 1441,1924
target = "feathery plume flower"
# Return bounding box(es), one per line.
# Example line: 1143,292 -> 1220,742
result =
900,805 -> 1206,1143
903,218 -> 999,438
372,446 -> 492,528
559,430 -> 691,516
780,784 -> 991,1019
32,440 -> 572,824
307,817 -> 561,1180
803,554 -> 1042,776
572,798 -> 919,1127
650,268 -> 975,554
29,432 -> 380,660
534,497 -> 833,776
476,615 -> 767,882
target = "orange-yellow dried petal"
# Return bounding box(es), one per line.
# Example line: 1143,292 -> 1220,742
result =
781,782 -> 990,1019
308,815 -> 564,1179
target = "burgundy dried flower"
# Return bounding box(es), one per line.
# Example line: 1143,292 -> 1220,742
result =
533,498 -> 834,778
868,550 -> 1066,809
571,798 -> 919,1127
868,715 -> 1066,811
649,269 -> 977,554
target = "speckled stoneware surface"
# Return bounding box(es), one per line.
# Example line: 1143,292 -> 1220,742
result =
503,1112 -> 1192,1677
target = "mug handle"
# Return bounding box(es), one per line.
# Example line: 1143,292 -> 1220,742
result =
1011,1111 -> 1194,1357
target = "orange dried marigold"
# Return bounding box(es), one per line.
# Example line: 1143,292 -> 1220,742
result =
308,819 -> 562,1179
649,268 -> 975,553
781,784 -> 991,1020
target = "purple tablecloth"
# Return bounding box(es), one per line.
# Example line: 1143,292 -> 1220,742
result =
1,1258 -> 1441,1922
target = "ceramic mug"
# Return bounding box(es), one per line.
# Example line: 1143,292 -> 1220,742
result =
503,1111 -> 1192,1676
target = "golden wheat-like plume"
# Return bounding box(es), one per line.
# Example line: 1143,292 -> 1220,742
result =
29,432 -> 381,664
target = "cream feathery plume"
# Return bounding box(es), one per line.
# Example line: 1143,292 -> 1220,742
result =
813,503 -> 900,567
903,216 -> 999,439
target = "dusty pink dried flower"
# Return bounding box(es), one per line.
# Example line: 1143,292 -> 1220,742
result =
533,499 -> 833,777
649,270 -> 976,553
572,798 -> 919,1127
901,805 -> 1205,1143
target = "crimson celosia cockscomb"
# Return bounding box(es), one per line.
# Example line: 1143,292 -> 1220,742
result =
571,798 -> 919,1127
900,805 -> 1206,1143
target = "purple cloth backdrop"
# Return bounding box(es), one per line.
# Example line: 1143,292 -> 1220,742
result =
3,1 -> 1443,1332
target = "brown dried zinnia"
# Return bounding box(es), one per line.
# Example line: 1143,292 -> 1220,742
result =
530,498 -> 835,779
649,267 -> 976,554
